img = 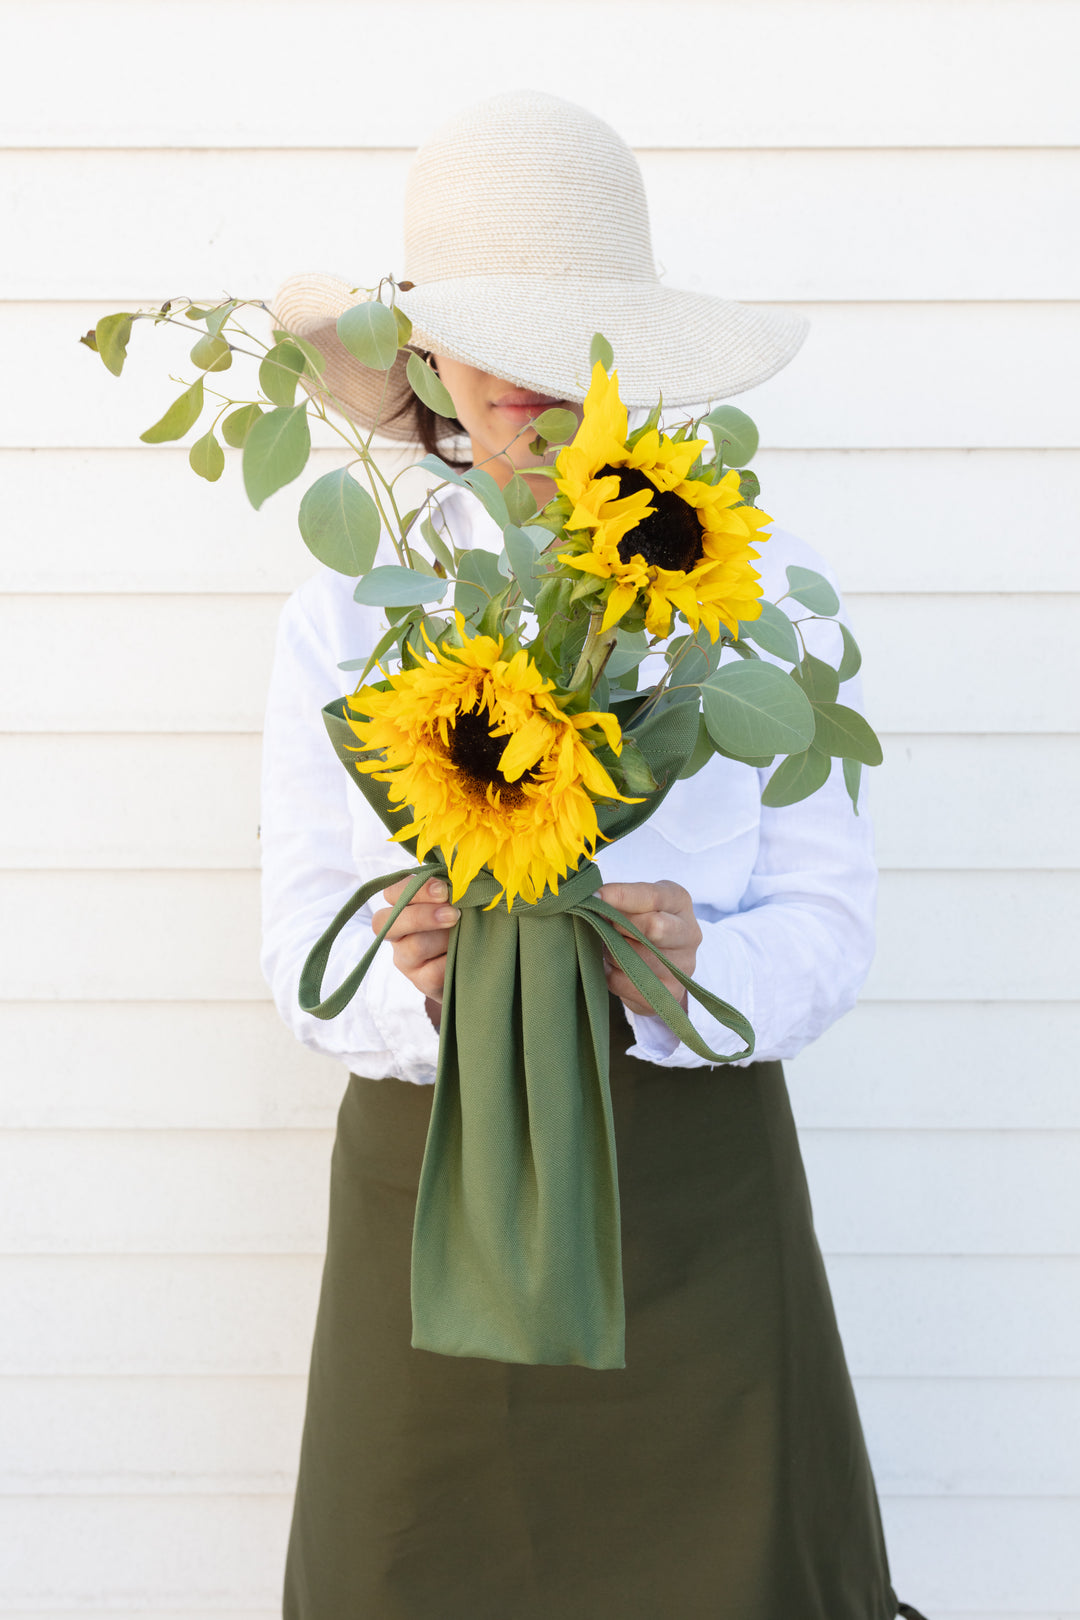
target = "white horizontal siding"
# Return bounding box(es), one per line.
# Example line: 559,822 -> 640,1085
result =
4,0 -> 1080,149
10,300 -> 1080,450
7,147 -> 1080,302
4,1 -> 1076,1612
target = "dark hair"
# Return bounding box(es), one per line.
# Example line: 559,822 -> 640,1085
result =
383,351 -> 471,468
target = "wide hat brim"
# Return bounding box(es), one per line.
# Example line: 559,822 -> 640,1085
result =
271,271 -> 808,442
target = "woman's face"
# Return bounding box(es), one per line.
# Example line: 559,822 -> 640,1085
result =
432,354 -> 583,499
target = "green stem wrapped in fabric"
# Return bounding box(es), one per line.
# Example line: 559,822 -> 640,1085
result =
298,698 -> 755,1370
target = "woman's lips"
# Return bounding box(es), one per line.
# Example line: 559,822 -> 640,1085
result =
492,389 -> 567,424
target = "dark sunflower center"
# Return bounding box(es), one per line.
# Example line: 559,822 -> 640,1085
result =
447,706 -> 535,800
599,464 -> 704,573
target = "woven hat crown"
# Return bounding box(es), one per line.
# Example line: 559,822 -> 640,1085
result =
404,91 -> 656,286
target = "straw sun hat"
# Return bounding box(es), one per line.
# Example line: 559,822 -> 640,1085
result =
271,90 -> 807,441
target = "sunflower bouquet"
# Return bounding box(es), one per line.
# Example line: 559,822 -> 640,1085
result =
84,289 -> 880,1369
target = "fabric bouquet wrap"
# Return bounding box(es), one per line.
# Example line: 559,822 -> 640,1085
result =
84,291 -> 882,1370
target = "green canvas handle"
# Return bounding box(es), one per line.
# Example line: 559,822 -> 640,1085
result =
298,858 -> 754,1063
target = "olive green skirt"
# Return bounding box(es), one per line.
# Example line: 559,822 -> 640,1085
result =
283,1004 -> 902,1620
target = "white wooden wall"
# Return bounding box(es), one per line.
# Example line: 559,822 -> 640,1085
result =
2,1 -> 1078,1614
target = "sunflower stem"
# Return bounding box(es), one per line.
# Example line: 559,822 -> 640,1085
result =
570,614 -> 617,693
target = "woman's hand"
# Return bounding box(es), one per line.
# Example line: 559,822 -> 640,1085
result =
372,876 -> 460,1027
596,880 -> 702,1018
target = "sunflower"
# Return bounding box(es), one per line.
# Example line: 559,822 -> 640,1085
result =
345,619 -> 632,909
553,362 -> 772,640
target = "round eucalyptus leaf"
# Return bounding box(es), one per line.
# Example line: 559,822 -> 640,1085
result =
393,305 -> 413,347
94,311 -> 134,377
205,301 -> 238,339
337,301 -> 399,371
761,746 -> 831,808
190,333 -> 231,373
810,702 -> 883,766
590,332 -> 614,371
298,468 -> 381,576
703,404 -> 759,468
289,333 -> 328,375
740,601 -> 799,664
794,653 -> 840,705
242,404 -> 311,510
188,428 -> 225,483
842,756 -> 863,812
139,378 -> 205,444
259,341 -> 306,408
786,564 -> 840,617
533,407 -> 578,444
504,474 -> 538,525
837,622 -> 862,682
702,660 -> 815,758
221,403 -> 263,449
406,351 -> 458,417
354,566 -> 448,608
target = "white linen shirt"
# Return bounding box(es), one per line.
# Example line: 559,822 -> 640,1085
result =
260,488 -> 877,1083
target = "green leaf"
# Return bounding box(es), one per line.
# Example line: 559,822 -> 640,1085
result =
461,467 -> 509,528
738,469 -> 761,505
205,301 -> 238,339
610,733 -> 657,794
786,565 -> 840,617
669,625 -> 725,685
458,547 -> 505,598
761,746 -> 832,808
289,333 -> 328,375
837,622 -> 862,682
344,621 -> 407,684
336,300 -> 399,371
406,351 -> 458,417
502,522 -> 546,605
93,312 -> 134,376
354,566 -> 448,608
533,407 -> 578,444
188,429 -> 224,482
843,756 -> 863,813
811,702 -> 883,766
140,378 -> 205,443
590,331 -> 614,371
221,403 -> 263,448
259,341 -> 306,407
190,332 -> 232,372
703,404 -> 759,468
676,713 -> 717,780
702,660 -> 816,757
794,653 -> 840,704
420,516 -> 456,575
298,468 -> 381,575
415,452 -> 468,487
241,404 -> 311,510
606,630 -> 650,681
740,600 -> 799,663
392,305 -> 413,347
504,474 -> 537,525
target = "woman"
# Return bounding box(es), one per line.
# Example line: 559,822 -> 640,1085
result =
262,90 -> 925,1620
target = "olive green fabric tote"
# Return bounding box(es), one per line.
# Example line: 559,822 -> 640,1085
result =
299,696 -> 755,1370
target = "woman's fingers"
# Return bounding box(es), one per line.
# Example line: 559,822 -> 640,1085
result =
597,879 -> 701,1016
373,875 -> 459,1005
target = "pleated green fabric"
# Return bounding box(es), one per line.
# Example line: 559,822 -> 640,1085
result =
298,698 -> 755,1369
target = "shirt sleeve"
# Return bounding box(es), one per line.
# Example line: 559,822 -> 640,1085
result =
620,588 -> 877,1071
259,583 -> 441,1085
